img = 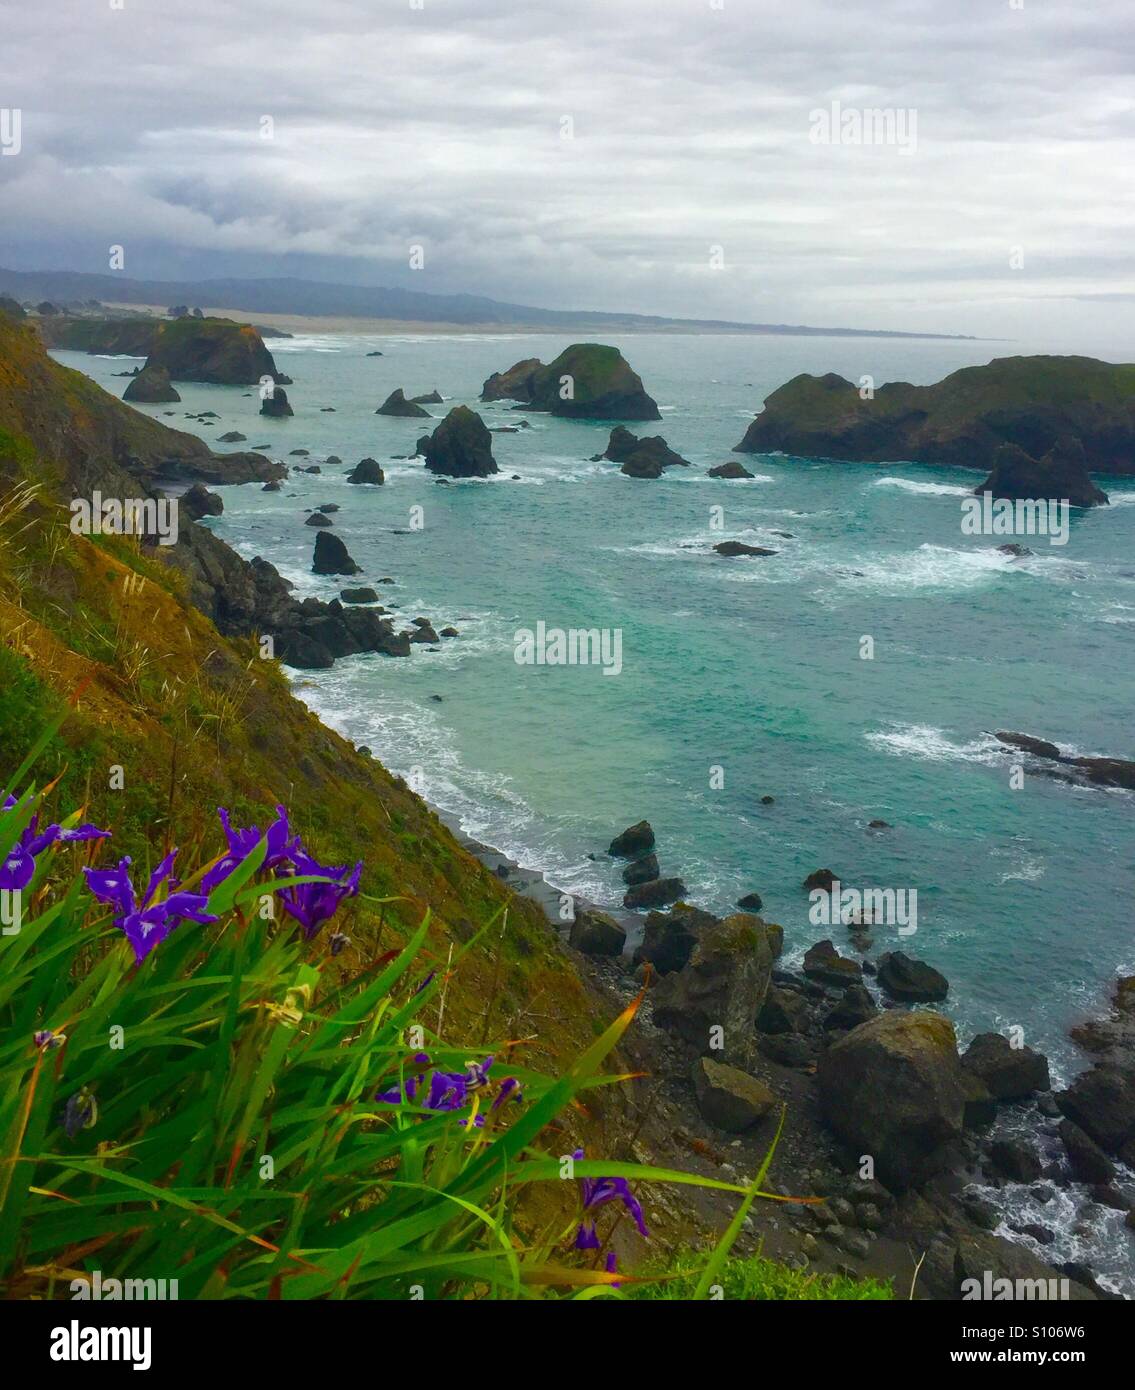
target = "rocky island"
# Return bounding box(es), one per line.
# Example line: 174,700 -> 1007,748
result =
481,343 -> 661,420
735,355 -> 1135,485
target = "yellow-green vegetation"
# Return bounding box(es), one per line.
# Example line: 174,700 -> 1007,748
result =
630,1248 -> 893,1301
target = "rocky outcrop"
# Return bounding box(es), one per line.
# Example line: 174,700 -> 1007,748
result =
410,390 -> 443,404
340,587 -> 379,604
652,914 -> 777,1067
992,730 -> 1135,790
376,388 -> 430,418
961,1032 -> 1050,1099
622,852 -> 659,886
877,951 -> 949,1002
707,461 -> 754,479
145,318 -> 290,386
568,909 -> 627,957
480,344 -> 660,421
609,820 -> 655,857
692,1057 -> 776,1132
735,355 -> 1135,477
632,902 -> 717,975
802,939 -> 862,987
182,483 -> 223,519
817,1011 -> 967,1189
623,877 -> 686,910
976,439 -> 1108,508
417,406 -> 498,477
312,531 -> 362,576
123,364 -> 180,404
713,541 -> 777,558
601,425 -> 689,478
260,386 -> 293,417
347,457 -> 385,485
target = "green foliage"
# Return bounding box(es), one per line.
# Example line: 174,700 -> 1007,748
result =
630,1248 -> 893,1301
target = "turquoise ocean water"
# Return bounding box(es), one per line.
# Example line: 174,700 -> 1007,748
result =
59,330 -> 1135,1290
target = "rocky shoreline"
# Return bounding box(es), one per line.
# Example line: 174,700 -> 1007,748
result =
412,804 -> 1132,1298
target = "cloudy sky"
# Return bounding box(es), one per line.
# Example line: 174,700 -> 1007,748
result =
2,0 -> 1133,343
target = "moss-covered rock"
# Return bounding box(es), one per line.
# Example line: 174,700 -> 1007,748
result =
417,406 -> 498,477
735,355 -> 1135,479
480,344 -> 660,420
123,364 -> 180,404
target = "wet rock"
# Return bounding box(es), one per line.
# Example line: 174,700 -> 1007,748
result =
1056,1063 -> 1135,1157
377,388 -> 430,417
609,821 -> 655,857
877,951 -> 949,1003
802,940 -> 862,988
312,531 -> 362,576
340,587 -> 379,604
713,540 -> 777,557
803,869 -> 838,893
123,364 -> 181,403
347,457 -> 385,485
623,877 -> 686,910
480,344 -> 660,420
962,1032 -> 1050,1099
736,892 -> 763,912
305,512 -> 333,527
989,1137 -> 1043,1183
182,482 -> 223,519
622,852 -> 660,886
707,461 -> 754,479
260,386 -> 293,417
632,903 -> 716,975
1059,1118 -> 1116,1184
418,406 -> 498,477
823,983 -> 878,1032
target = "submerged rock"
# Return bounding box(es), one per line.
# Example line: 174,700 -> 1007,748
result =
417,406 -> 498,478
713,540 -> 777,557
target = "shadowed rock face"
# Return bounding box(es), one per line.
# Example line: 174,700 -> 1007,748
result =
260,386 -> 293,417
312,530 -> 362,575
123,364 -> 180,403
976,439 -> 1108,508
376,388 -> 430,418
480,343 -> 660,420
601,425 -> 689,478
417,406 -> 498,477
735,355 -> 1135,478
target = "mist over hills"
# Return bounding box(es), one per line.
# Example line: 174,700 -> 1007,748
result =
0,266 -> 971,339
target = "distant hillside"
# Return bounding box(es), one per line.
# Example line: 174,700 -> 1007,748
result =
0,265 -> 972,340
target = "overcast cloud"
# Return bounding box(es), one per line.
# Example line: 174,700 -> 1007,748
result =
2,0 -> 1133,342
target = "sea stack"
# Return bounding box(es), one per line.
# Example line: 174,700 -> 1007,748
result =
312,530 -> 362,575
417,406 -> 498,477
480,343 -> 660,421
376,388 -> 430,418
123,364 -> 181,403
261,386 -> 294,417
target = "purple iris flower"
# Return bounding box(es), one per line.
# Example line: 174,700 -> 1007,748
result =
1,793 -> 109,892
201,805 -> 299,893
376,1056 -> 507,1119
61,1087 -> 97,1139
84,851 -> 218,962
376,1052 -> 431,1105
491,1076 -> 522,1110
275,849 -> 361,940
573,1147 -> 649,1249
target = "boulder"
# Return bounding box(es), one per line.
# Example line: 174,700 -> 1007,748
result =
609,820 -> 655,857
418,406 -> 498,477
707,461 -> 754,479
1056,1063 -> 1135,1157
692,1057 -> 776,1133
1059,1119 -> 1116,1185
347,457 -> 385,485
123,364 -> 180,403
803,869 -> 838,893
989,1137 -> 1043,1183
817,1011 -> 967,1189
480,343 -> 660,420
312,531 -> 362,576
823,983 -> 878,1032
877,952 -> 949,1003
757,985 -> 811,1035
961,1032 -> 1050,1099
736,891 -> 763,912
261,386 -> 293,417
632,902 -> 716,974
217,430 -> 246,443
952,1231 -> 1097,1301
652,914 -> 777,1067
623,877 -> 686,910
182,483 -> 223,519
340,587 -> 379,604
376,388 -> 430,418
622,852 -> 660,886
305,512 -> 333,527
802,939 -> 862,988
568,909 -> 627,958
